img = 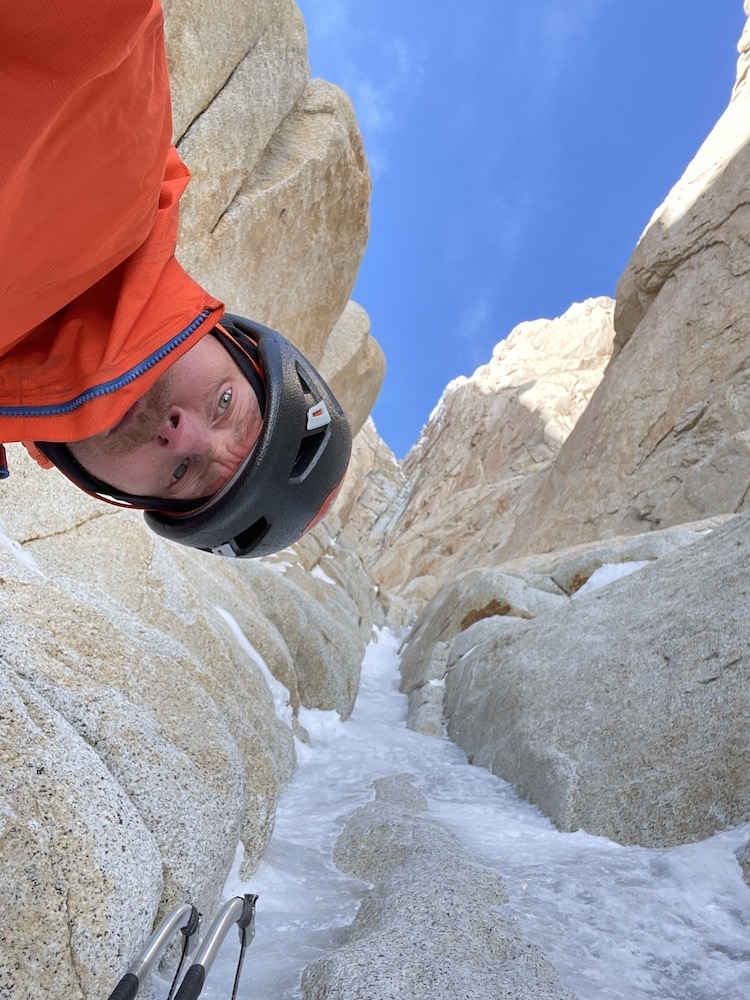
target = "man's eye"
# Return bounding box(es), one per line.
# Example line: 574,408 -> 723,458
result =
173,460 -> 189,482
218,389 -> 232,413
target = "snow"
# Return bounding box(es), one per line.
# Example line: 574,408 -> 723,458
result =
154,629 -> 750,1000
0,519 -> 44,577
310,565 -> 336,586
572,560 -> 652,598
214,606 -> 294,728
260,558 -> 293,575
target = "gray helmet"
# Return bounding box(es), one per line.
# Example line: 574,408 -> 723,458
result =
37,315 -> 352,557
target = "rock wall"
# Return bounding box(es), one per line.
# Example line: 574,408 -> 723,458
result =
496,4 -> 750,558
0,1 -> 385,994
164,0 -> 383,433
369,297 -> 616,608
0,445 -> 380,998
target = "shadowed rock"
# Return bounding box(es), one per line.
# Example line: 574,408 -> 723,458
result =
441,514 -> 750,847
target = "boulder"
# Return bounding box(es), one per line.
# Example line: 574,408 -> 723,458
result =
441,513 -> 750,847
301,775 -> 576,1000
399,567 -> 567,696
229,558 -> 365,720
395,522 -> 720,736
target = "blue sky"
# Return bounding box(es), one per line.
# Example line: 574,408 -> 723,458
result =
295,0 -> 746,458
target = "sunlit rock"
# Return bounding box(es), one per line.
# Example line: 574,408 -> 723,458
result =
0,672 -> 163,999
317,301 -> 385,438
369,297 -> 616,605
500,11 -> 750,557
163,0 -> 378,444
0,444 -> 376,992
162,0 -> 307,143
178,78 -> 371,369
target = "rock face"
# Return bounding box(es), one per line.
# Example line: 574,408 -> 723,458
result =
164,0 -> 381,435
496,9 -> 750,558
0,447 -> 379,998
301,775 -> 576,1000
370,297 -> 616,607
397,515 -> 746,848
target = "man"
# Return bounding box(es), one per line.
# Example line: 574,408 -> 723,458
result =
0,0 -> 351,557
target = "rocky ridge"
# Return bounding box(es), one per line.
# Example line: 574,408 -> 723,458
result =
370,295 -> 617,609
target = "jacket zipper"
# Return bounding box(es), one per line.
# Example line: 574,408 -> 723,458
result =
0,308 -> 216,418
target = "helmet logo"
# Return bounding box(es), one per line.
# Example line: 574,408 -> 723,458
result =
306,400 -> 331,431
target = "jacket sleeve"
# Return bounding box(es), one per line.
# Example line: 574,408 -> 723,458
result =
0,1 -> 225,452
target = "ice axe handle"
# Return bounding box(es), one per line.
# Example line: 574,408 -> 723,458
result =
107,972 -> 139,1000
172,964 -> 205,1000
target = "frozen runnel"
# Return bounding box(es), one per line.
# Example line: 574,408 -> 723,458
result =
154,629 -> 750,1000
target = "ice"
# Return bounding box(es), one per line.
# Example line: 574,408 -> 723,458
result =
572,560 -> 652,598
310,565 -> 336,586
214,606 -> 294,728
154,628 -> 750,1000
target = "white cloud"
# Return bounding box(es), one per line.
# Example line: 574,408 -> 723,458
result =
296,1 -> 425,177
511,0 -> 612,114
300,0 -> 349,44
457,290 -> 494,348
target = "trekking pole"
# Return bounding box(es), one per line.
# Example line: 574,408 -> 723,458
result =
108,903 -> 200,1000
173,894 -> 258,1000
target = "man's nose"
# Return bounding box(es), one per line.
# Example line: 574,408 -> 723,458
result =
157,409 -> 211,452
156,409 -> 243,466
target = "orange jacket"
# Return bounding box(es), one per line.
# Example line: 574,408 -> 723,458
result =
0,0 -> 223,463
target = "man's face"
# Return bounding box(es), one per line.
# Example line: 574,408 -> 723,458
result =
68,335 -> 263,500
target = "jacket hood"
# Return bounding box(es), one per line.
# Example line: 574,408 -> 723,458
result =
0,0 -> 225,458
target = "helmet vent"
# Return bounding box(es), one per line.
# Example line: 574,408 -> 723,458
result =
296,366 -> 315,399
290,429 -> 327,482
234,516 -> 270,555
